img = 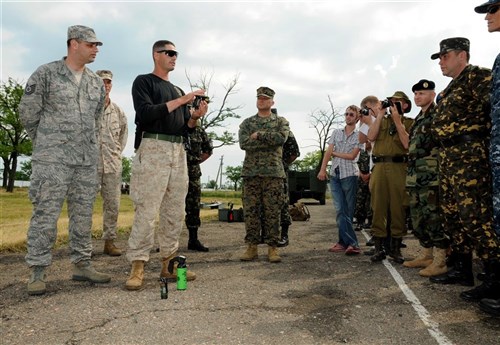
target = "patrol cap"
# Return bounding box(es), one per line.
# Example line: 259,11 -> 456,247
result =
411,79 -> 435,92
67,25 -> 102,46
387,90 -> 412,113
430,37 -> 469,60
96,70 -> 113,81
256,86 -> 275,98
475,0 -> 500,13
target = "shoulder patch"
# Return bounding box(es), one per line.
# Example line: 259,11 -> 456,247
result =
24,84 -> 36,95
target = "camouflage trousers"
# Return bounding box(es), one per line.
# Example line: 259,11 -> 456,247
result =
25,161 -> 98,267
127,139 -> 188,262
354,178 -> 372,225
491,134 -> 500,236
242,176 -> 285,246
280,177 -> 291,227
98,169 -> 122,240
407,184 -> 448,249
440,143 -> 500,259
185,175 -> 201,228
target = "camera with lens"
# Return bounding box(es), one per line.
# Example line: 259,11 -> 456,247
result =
192,95 -> 210,110
360,108 -> 370,116
381,99 -> 403,115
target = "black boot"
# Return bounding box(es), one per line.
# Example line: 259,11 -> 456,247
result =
389,237 -> 404,264
277,224 -> 289,247
370,237 -> 387,262
460,260 -> 500,302
187,226 -> 209,252
479,298 -> 500,317
429,252 -> 474,286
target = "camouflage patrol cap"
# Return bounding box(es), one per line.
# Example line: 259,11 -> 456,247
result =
387,91 -> 412,113
411,79 -> 435,92
475,0 -> 500,13
96,70 -> 113,81
256,86 -> 275,98
430,37 -> 469,60
67,25 -> 102,46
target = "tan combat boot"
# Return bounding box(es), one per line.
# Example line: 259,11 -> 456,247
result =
125,260 -> 145,290
268,246 -> 282,263
27,266 -> 47,296
160,254 -> 196,281
103,239 -> 122,256
72,260 -> 111,283
403,247 -> 433,268
240,244 -> 258,261
419,248 -> 447,277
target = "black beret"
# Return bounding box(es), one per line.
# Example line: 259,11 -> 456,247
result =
412,79 -> 435,92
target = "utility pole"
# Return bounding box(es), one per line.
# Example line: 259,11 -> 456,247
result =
214,155 -> 224,190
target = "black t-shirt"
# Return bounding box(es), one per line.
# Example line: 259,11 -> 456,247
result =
132,73 -> 190,139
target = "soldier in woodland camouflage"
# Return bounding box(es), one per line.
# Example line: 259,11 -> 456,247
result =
19,25 -> 111,296
95,70 -> 128,257
277,129 -> 300,247
239,87 -> 289,263
475,0 -> 500,317
429,37 -> 500,304
403,79 -> 449,277
185,123 -> 213,252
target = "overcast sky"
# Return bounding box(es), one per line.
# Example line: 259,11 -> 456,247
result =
2,0 -> 497,185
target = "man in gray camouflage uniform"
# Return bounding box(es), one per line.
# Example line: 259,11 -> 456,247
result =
239,87 -> 289,263
19,25 -> 111,296
95,70 -> 128,256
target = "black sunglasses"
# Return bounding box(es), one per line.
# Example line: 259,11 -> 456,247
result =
488,5 -> 500,14
156,49 -> 178,57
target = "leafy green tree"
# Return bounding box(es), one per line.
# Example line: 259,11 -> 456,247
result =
185,70 -> 242,149
225,165 -> 242,191
122,156 -> 132,183
206,179 -> 217,189
0,78 -> 32,192
289,151 -> 323,172
15,159 -> 31,181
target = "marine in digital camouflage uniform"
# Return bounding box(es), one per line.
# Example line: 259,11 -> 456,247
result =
277,129 -> 300,247
239,87 -> 289,263
429,37 -> 500,303
19,25 -> 110,295
185,124 -> 213,252
403,79 -> 449,277
354,148 -> 372,230
96,70 -> 128,257
475,0 -> 500,317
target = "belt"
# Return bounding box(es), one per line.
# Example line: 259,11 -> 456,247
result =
440,134 -> 482,148
372,155 -> 408,163
142,132 -> 183,143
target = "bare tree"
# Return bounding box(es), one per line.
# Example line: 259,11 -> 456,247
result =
308,95 -> 344,171
185,70 -> 243,149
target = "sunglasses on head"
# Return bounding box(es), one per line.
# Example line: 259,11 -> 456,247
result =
156,49 -> 178,57
488,5 -> 500,14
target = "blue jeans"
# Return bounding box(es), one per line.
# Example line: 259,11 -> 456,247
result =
330,169 -> 359,247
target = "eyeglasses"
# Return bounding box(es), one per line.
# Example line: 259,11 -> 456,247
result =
345,112 -> 356,117
488,5 -> 500,14
156,49 -> 178,57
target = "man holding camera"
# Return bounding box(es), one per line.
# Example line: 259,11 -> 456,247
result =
125,40 -> 208,290
429,37 -> 500,303
366,92 -> 413,264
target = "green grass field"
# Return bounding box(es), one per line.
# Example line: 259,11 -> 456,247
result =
0,188 -> 242,253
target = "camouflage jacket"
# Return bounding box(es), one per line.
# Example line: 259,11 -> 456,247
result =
187,125 -> 213,178
433,64 -> 492,141
357,150 -> 370,174
407,103 -> 440,187
19,59 -> 105,166
239,113 -> 289,178
98,101 -> 128,174
282,130 -> 300,172
491,53 -> 500,149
